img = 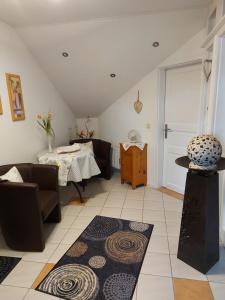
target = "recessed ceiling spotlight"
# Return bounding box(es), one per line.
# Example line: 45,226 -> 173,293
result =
62,52 -> 69,57
110,73 -> 116,78
152,42 -> 159,47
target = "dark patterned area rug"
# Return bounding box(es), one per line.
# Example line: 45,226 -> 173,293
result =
0,256 -> 21,283
36,216 -> 153,300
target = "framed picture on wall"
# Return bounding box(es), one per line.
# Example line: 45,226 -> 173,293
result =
6,73 -> 25,121
0,96 -> 3,115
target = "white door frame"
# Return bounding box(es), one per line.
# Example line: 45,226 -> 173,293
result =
209,34 -> 225,245
156,59 -> 208,189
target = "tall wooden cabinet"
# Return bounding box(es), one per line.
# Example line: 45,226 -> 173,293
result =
120,144 -> 147,189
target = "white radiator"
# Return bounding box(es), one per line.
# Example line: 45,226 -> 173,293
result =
112,145 -> 120,169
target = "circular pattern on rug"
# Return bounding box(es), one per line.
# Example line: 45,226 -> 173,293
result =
129,221 -> 149,232
38,264 -> 99,300
66,241 -> 88,258
103,273 -> 136,300
105,231 -> 148,264
81,216 -> 123,241
0,257 -> 20,282
89,256 -> 106,269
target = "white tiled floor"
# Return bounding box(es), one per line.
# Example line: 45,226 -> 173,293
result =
0,173 -> 225,299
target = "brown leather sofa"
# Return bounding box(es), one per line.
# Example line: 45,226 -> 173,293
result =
0,163 -> 61,252
70,138 -> 112,180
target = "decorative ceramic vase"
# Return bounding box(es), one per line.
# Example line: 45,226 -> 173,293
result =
47,134 -> 53,153
187,134 -> 222,170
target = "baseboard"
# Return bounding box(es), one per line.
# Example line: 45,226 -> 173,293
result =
159,186 -> 184,200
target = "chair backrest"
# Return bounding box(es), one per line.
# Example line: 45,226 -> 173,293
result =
70,138 -> 111,160
0,163 -> 33,182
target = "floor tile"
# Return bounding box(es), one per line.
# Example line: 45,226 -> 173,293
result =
165,210 -> 182,223
121,208 -> 143,222
147,235 -> 169,254
137,274 -> 174,300
44,227 -> 68,244
173,278 -> 213,300
104,197 -> 125,208
61,205 -> 83,216
166,222 -> 181,237
210,282 -> 225,300
61,228 -> 83,245
71,215 -> 94,229
78,206 -> 102,217
101,207 -> 122,218
126,190 -> 144,200
54,215 -> 77,229
0,286 -> 28,300
143,209 -> 165,222
163,194 -> 183,212
85,198 -> 106,207
123,199 -> 143,209
22,243 -> 58,263
207,246 -> 225,284
111,183 -> 128,191
170,255 -> 208,281
24,289 -> 59,300
141,253 -> 171,277
144,190 -> 163,201
108,191 -> 127,199
151,221 -> 167,236
168,236 -> 179,255
0,239 -> 25,258
2,260 -> 45,288
132,287 -> 137,300
48,244 -> 71,263
32,263 -> 55,288
92,192 -> 109,199
144,200 -> 164,210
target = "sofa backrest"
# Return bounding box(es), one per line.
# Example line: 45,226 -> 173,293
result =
0,163 -> 33,182
70,139 -> 111,160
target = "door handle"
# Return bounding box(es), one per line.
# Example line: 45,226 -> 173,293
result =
164,124 -> 173,139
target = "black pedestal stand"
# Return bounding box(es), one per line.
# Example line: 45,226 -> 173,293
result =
175,156 -> 225,274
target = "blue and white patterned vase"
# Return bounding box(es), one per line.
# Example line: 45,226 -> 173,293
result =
187,134 -> 222,170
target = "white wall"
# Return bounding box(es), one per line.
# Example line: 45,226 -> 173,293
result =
99,29 -> 206,186
213,37 -> 225,243
76,118 -> 99,139
0,21 -> 76,164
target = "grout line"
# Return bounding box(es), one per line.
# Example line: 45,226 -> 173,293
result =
162,191 -> 175,299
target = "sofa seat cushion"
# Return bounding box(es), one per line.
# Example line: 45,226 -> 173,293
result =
95,158 -> 107,169
39,190 -> 58,220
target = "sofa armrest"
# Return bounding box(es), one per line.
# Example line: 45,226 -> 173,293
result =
0,182 -> 42,220
0,182 -> 44,251
32,164 -> 58,191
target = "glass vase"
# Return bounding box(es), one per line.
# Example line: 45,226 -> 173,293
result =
47,134 -> 53,153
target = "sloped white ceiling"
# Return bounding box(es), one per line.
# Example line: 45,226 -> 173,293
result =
0,0 -> 209,27
0,1 -> 208,117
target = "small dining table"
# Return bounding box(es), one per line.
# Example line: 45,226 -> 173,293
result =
37,146 -> 101,202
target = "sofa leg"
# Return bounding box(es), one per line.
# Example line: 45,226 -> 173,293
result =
46,204 -> 61,223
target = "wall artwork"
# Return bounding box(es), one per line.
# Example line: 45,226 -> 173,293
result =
0,96 -> 3,115
134,90 -> 143,114
6,73 -> 25,121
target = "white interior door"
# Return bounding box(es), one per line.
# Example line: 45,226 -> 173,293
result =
163,63 -> 202,194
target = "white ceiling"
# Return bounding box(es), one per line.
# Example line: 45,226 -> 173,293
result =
0,0 -> 209,27
0,1 -> 208,117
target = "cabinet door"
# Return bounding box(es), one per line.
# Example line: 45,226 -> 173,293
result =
120,147 -> 133,181
133,146 -> 147,185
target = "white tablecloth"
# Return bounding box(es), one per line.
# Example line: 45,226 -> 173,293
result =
122,142 -> 146,151
37,147 -> 101,186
